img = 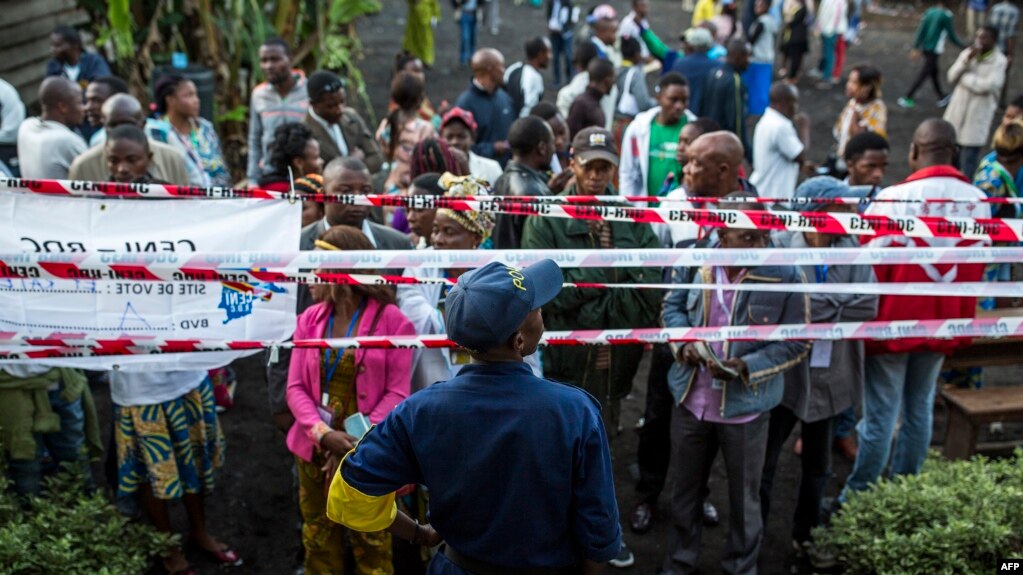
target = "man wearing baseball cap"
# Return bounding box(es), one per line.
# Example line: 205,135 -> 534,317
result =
327,259 -> 622,575
522,127 -> 661,568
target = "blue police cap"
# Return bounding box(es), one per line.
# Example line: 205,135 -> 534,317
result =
444,259 -> 564,352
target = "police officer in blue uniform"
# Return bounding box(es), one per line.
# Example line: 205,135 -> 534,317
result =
326,259 -> 622,575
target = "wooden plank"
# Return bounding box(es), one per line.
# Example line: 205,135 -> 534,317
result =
5,58 -> 51,92
943,405 -> 978,460
0,37 -> 56,77
975,439 -> 1023,455
0,0 -> 78,30
941,387 -> 1023,419
942,338 -> 1023,369
0,9 -> 89,51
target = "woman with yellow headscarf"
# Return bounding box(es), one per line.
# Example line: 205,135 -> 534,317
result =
395,174 -> 495,392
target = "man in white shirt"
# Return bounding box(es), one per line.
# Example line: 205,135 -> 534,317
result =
504,37 -> 552,118
618,0 -> 652,61
0,78 -> 26,174
591,14 -> 623,67
17,77 -> 87,179
749,82 -> 809,199
556,43 -> 618,131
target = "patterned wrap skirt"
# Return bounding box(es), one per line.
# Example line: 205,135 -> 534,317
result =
114,376 -> 225,500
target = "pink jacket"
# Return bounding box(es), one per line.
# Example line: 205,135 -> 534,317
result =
286,299 -> 414,462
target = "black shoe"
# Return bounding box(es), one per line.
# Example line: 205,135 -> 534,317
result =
630,502 -> 655,534
702,501 -> 719,526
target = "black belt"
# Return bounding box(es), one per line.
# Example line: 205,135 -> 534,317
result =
442,545 -> 579,575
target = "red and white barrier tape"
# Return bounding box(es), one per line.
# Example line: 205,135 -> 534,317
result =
2,247 -> 1022,282
4,178 -> 1023,204
2,316 -> 1021,359
2,179 -> 1021,241
4,269 -> 1018,298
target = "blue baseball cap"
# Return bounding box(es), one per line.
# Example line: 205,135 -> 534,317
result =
444,260 -> 564,353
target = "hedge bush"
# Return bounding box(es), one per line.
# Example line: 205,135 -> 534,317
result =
815,450 -> 1023,575
0,471 -> 171,575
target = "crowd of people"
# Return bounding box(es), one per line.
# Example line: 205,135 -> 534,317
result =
1,1 -> 1022,575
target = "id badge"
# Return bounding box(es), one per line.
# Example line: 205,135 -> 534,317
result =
810,341 -> 833,369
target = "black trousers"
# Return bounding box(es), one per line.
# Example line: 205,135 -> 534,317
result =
905,51 -> 944,100
665,406 -> 769,575
635,343 -> 675,505
759,405 -> 833,543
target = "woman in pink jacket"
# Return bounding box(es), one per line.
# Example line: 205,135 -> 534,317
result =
286,225 -> 415,575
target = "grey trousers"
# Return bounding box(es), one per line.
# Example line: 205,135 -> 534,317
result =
663,404 -> 769,575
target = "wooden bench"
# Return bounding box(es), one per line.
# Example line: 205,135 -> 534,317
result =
941,386 -> 1023,460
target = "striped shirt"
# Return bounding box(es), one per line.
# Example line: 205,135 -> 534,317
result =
246,71 -> 309,180
989,1 -> 1020,53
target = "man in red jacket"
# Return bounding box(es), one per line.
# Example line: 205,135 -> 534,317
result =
840,119 -> 992,500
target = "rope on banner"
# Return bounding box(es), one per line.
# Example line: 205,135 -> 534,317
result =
3,247 -> 1023,282
3,179 -> 1023,241
2,316 -> 1021,359
5,178 -> 1023,204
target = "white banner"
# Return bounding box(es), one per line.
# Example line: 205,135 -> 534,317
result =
0,193 -> 300,370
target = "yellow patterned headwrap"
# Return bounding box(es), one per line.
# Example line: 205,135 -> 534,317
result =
437,172 -> 495,242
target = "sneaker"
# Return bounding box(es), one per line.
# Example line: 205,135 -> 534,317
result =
808,68 -> 823,80
807,542 -> 839,569
937,94 -> 952,108
897,97 -> 916,109
609,543 -> 635,568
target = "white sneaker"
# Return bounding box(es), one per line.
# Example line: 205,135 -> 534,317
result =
609,543 -> 635,568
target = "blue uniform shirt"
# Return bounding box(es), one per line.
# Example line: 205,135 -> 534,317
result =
338,361 -> 621,573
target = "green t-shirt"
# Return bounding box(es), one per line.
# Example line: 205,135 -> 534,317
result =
647,117 -> 686,196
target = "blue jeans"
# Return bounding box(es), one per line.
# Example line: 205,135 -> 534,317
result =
818,34 -> 837,79
550,31 -> 574,87
959,146 -> 983,181
6,386 -> 91,498
841,352 -> 944,499
833,406 -> 857,438
459,11 -> 477,65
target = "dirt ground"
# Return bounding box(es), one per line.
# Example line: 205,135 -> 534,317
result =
92,1 -> 1023,573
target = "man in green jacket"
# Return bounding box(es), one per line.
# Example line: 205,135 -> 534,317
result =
522,126 -> 661,570
522,127 -> 661,433
899,0 -> 967,109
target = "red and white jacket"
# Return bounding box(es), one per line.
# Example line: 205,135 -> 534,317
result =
862,165 -> 992,355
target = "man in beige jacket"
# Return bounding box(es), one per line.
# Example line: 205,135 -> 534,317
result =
69,94 -> 190,184
943,25 -> 1009,179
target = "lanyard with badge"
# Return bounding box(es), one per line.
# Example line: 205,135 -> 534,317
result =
810,265 -> 833,369
321,303 -> 365,411
709,267 -> 738,388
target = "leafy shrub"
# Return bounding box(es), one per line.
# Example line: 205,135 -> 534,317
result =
815,450 -> 1023,575
0,471 -> 171,575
